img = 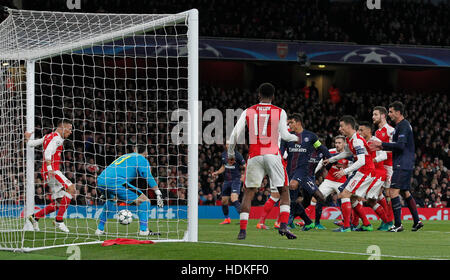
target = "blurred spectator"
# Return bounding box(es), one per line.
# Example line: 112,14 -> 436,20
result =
328,84 -> 341,105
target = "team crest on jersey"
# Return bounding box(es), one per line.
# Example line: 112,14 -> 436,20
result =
304,137 -> 309,142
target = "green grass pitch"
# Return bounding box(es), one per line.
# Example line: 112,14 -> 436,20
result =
0,219 -> 449,260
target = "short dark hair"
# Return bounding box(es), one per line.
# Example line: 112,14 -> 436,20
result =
389,101 -> 405,115
373,106 -> 387,116
288,113 -> 303,125
258,83 -> 275,99
340,115 -> 357,129
57,119 -> 72,127
134,143 -> 147,154
358,121 -> 372,131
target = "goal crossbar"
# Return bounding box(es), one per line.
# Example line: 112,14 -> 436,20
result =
0,8 -> 195,61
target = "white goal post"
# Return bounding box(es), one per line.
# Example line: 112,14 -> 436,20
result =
0,7 -> 198,251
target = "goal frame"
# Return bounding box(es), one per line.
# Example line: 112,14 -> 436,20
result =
0,8 -> 199,251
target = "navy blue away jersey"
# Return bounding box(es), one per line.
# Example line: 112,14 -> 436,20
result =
382,119 -> 415,170
281,129 -> 331,178
221,151 -> 246,181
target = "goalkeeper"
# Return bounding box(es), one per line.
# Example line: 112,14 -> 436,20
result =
95,144 -> 164,236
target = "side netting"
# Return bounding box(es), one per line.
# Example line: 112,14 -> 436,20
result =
0,7 -> 198,251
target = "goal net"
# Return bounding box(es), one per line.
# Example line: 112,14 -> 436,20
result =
0,7 -> 198,252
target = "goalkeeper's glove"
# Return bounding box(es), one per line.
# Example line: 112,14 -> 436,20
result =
155,189 -> 164,208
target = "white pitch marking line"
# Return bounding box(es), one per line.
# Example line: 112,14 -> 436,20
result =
199,241 -> 450,260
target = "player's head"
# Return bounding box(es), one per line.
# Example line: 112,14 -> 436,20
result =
288,113 -> 303,132
339,115 -> 357,137
134,144 -> 148,156
334,135 -> 346,152
56,120 -> 73,139
372,106 -> 387,126
257,82 -> 275,102
388,101 -> 405,123
357,121 -> 373,140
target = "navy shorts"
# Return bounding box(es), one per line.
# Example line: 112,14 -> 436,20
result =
289,178 -> 315,206
290,172 -> 318,196
390,169 -> 413,190
222,180 -> 241,196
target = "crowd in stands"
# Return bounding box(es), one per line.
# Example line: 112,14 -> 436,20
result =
198,86 -> 449,208
3,0 -> 447,47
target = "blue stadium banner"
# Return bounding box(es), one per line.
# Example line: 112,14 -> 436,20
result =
198,38 -> 450,67
1,205 -> 188,220
77,37 -> 450,67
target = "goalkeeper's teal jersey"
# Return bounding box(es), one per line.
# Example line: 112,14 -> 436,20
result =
97,153 -> 157,188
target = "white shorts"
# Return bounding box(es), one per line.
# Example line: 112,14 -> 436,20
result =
365,176 -> 385,199
345,171 -> 376,198
245,154 -> 288,189
46,170 -> 73,200
318,179 -> 342,198
269,181 -> 279,193
383,165 -> 393,189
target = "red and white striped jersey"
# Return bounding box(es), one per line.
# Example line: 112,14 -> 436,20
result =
325,148 -> 350,183
346,132 -> 375,175
375,123 -> 394,167
42,132 -> 64,174
228,103 -> 297,159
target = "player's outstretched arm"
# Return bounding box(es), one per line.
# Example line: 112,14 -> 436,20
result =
326,146 -> 352,164
212,165 -> 225,177
374,150 -> 388,163
314,158 -> 324,174
137,156 -> 163,207
24,131 -> 44,147
227,109 -> 247,158
279,110 -> 298,142
342,153 -> 365,175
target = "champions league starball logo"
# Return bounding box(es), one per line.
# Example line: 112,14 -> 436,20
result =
341,47 -> 404,64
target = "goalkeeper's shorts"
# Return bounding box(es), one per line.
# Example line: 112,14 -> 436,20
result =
97,182 -> 143,204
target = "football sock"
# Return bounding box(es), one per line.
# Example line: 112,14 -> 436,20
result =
315,202 -> 323,225
387,200 -> 394,222
231,200 -> 241,214
295,202 -> 312,225
307,202 -> 316,220
98,200 -> 117,231
55,195 -> 71,222
279,205 -> 290,229
373,203 -> 389,223
378,196 -> 393,222
137,200 -> 150,231
222,205 -> 229,219
341,198 -> 352,228
405,195 -> 420,224
34,201 -> 57,220
353,201 -> 370,226
391,196 -> 402,227
240,212 -> 249,230
351,208 -> 360,226
259,196 -> 278,224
